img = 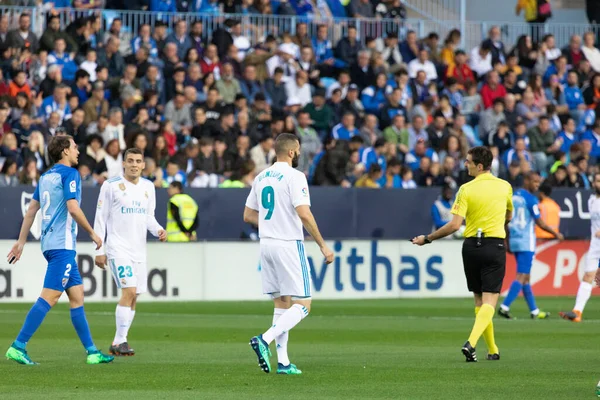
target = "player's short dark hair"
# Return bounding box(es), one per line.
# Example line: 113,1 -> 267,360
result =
48,135 -> 73,164
124,147 -> 143,160
468,146 -> 493,171
274,133 -> 299,156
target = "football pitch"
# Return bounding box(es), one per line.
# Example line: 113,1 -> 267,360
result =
0,298 -> 597,400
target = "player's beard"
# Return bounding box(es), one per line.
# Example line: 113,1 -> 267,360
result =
291,152 -> 299,168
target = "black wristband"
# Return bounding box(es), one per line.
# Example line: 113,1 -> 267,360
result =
424,235 -> 432,244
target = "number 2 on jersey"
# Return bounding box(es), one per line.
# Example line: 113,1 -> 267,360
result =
41,190 -> 51,220
261,186 -> 275,220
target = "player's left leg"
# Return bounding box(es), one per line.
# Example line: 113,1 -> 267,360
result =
65,263 -> 114,364
499,252 -> 532,319
7,250 -> 72,365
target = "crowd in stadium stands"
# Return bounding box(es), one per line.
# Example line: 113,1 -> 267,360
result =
0,6 -> 600,190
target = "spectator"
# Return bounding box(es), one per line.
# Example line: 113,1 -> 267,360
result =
400,165 -> 417,188
215,62 -> 242,104
557,117 -> 578,153
267,43 -> 296,82
40,84 -> 71,124
63,108 -> 87,145
19,158 -> 40,186
405,138 -> 439,170
350,50 -> 376,91
335,25 -> 362,67
409,70 -> 430,105
355,163 -> 382,188
0,157 -> 18,187
98,37 -> 125,78
7,13 -> 38,53
481,71 -> 507,109
264,67 -> 286,113
250,135 -> 275,173
164,159 -> 187,186
407,115 -> 428,150
153,134 -> 171,169
285,70 -> 312,107
83,81 -> 109,125
426,114 -> 450,152
359,114 -> 382,147
431,184 -> 455,230
332,112 -> 359,140
304,89 -> 332,138
516,90 -> 543,129
503,136 -> 532,169
78,134 -> 106,174
142,157 -> 165,188
361,73 -> 390,115
296,110 -> 321,173
399,30 -> 419,64
103,107 -> 126,150
95,138 -> 123,179
482,26 -> 507,65
408,48 -> 438,84
165,20 -> 192,62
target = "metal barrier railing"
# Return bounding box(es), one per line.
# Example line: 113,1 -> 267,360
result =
0,5 -> 596,53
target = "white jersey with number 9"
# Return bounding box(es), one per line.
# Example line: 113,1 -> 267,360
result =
245,162 -> 311,241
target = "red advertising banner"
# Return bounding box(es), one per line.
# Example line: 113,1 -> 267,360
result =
503,240 -> 598,296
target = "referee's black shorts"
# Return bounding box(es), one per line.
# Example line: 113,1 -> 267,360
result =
462,237 -> 506,294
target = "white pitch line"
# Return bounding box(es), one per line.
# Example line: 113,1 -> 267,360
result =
0,309 -> 595,323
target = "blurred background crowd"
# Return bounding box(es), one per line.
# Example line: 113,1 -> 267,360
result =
0,1 -> 598,191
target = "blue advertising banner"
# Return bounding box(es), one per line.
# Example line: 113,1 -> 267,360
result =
0,186 -> 593,241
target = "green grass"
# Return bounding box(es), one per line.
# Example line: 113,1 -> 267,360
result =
0,297 -> 598,399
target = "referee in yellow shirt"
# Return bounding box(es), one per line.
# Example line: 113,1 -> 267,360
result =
412,146 -> 513,362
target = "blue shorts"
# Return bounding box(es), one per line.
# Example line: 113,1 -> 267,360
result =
43,250 -> 82,291
514,251 -> 535,275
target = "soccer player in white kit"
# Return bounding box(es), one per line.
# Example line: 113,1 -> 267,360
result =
93,148 -> 167,355
243,133 -> 334,375
560,173 -> 600,323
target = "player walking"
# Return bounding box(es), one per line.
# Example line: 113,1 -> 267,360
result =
94,148 -> 166,355
5,135 -> 114,365
560,173 -> 600,323
499,172 -> 563,320
243,133 -> 334,374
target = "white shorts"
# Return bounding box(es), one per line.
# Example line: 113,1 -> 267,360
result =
260,239 -> 312,298
585,252 -> 600,273
108,258 -> 147,294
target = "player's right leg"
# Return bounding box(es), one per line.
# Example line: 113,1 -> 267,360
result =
6,250 -> 68,365
499,252 -> 530,319
560,255 -> 597,322
257,240 -> 311,374
107,259 -> 140,356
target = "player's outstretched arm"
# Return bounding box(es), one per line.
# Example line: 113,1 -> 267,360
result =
295,205 -> 333,264
67,199 -> 102,250
7,199 -> 40,264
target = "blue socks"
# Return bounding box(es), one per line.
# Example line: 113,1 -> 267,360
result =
16,297 -> 52,346
70,306 -> 97,353
502,280 -> 523,309
522,284 -> 538,312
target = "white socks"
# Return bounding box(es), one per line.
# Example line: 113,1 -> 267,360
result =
574,281 -> 593,313
263,304 -> 309,344
113,305 -> 133,345
272,308 -> 290,366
